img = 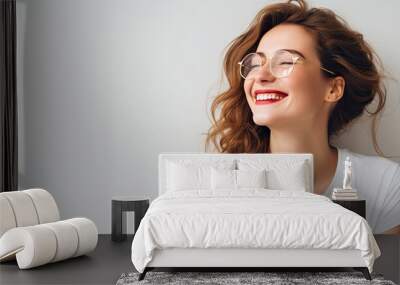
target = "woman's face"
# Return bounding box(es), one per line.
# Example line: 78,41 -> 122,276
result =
243,23 -> 333,130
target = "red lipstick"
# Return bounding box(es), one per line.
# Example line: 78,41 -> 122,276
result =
254,89 -> 288,105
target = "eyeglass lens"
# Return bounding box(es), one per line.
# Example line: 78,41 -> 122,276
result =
240,50 -> 295,79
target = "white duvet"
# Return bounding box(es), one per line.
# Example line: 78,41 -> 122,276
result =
131,189 -> 380,273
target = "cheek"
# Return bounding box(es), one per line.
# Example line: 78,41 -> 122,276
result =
243,79 -> 252,96
288,72 -> 326,111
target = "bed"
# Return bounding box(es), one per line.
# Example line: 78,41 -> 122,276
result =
131,153 -> 380,281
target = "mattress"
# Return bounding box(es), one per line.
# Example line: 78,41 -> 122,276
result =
131,189 -> 380,273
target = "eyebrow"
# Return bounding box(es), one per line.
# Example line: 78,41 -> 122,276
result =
281,49 -> 306,59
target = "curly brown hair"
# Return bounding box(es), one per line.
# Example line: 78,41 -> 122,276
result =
205,0 -> 387,156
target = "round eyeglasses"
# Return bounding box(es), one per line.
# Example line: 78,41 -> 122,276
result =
238,50 -> 336,80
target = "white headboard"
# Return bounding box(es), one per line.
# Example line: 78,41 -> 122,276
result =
158,152 -> 314,195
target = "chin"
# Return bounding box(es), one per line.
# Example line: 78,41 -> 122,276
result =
252,114 -> 275,127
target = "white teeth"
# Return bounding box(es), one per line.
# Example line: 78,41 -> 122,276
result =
256,93 -> 286,101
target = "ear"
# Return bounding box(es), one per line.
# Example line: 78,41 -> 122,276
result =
325,76 -> 345,103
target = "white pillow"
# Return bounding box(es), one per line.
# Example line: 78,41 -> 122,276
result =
268,161 -> 307,191
210,168 -> 236,190
210,168 -> 268,190
167,162 -> 209,191
166,160 -> 235,191
237,159 -> 309,191
236,169 -> 267,188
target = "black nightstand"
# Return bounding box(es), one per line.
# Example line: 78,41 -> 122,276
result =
111,196 -> 150,242
332,199 -> 366,218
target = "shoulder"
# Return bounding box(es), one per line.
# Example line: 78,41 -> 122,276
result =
336,147 -> 400,191
340,147 -> 400,175
336,147 -> 400,234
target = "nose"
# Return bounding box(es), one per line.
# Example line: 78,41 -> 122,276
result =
253,62 -> 276,83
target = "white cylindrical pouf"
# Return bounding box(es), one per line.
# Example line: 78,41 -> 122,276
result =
0,226 -> 57,269
24,189 -> 60,223
0,192 -> 39,227
0,196 -> 17,237
64,218 -> 98,257
42,221 -> 79,262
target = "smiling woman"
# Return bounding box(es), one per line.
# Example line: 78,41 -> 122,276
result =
205,0 -> 400,235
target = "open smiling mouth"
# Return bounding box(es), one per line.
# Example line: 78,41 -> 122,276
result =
255,93 -> 288,105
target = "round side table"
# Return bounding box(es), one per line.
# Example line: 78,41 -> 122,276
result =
111,196 -> 150,242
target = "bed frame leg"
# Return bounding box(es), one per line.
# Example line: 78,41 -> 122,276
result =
138,268 -> 148,281
354,267 -> 371,280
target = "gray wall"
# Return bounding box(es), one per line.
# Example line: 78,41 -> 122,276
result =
16,0 -> 400,236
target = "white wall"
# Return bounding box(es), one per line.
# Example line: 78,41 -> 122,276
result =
16,0 -> 400,234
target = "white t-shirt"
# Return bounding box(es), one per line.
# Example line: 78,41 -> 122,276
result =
323,147 -> 400,234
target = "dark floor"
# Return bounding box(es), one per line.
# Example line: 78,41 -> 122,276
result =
1,234 -> 398,285
0,235 -> 134,285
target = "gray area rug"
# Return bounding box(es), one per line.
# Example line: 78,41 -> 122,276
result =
116,271 -> 397,285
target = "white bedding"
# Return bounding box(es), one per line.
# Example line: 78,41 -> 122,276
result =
131,189 -> 380,273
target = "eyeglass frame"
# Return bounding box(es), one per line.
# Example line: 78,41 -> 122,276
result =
237,50 -> 336,79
